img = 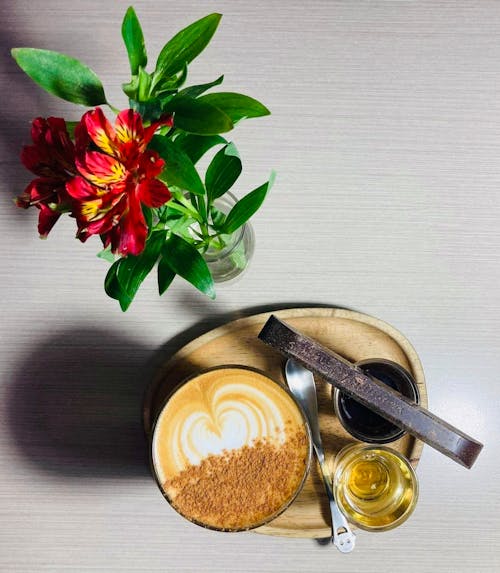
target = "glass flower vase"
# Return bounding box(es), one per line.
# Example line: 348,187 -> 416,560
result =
201,192 -> 255,283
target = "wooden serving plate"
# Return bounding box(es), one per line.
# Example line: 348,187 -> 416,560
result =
144,308 -> 427,538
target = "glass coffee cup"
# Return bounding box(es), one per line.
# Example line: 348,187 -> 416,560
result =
150,365 -> 312,531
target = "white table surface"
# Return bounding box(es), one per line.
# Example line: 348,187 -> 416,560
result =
1,1 -> 499,571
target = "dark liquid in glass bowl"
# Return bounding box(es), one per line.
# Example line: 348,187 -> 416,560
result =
336,360 -> 420,443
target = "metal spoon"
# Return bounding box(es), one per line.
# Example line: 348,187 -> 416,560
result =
285,358 -> 356,553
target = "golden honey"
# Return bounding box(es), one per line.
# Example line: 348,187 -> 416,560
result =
333,445 -> 418,531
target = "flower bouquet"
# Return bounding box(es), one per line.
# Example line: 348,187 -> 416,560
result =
12,7 -> 273,310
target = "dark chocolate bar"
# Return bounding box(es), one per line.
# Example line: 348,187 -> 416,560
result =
258,315 -> 483,469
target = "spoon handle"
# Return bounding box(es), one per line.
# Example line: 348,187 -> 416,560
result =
285,360 -> 355,552
317,450 -> 356,552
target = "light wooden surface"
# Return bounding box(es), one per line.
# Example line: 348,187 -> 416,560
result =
0,1 -> 499,571
146,307 -> 427,538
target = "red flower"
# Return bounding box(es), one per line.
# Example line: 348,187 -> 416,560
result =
16,117 -> 76,237
66,108 -> 172,256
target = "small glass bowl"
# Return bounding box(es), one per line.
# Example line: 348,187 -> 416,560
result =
333,359 -> 420,444
333,444 -> 419,532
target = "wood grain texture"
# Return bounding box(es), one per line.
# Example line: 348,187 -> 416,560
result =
1,1 -> 499,572
145,308 -> 427,538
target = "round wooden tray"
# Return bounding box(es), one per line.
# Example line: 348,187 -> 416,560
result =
144,307 -> 427,538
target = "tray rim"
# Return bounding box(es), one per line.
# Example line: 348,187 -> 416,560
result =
144,307 -> 427,539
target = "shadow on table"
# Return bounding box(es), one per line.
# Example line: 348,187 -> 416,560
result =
7,302 -> 351,481
7,327 -> 154,479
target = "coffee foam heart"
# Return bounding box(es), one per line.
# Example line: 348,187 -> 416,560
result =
153,368 -> 305,483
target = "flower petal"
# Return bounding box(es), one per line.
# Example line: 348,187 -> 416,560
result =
136,178 -> 171,208
74,193 -> 127,242
38,203 -> 61,238
45,117 -> 74,164
29,179 -> 56,204
66,175 -> 98,200
115,109 -> 144,148
83,108 -> 117,156
114,197 -> 148,256
21,144 -> 50,175
30,117 -> 49,145
18,177 -> 70,210
76,151 -> 127,189
138,149 -> 164,179
74,118 -> 90,160
22,117 -> 75,178
17,178 -> 65,237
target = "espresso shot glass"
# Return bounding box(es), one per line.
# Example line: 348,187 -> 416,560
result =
333,359 -> 420,444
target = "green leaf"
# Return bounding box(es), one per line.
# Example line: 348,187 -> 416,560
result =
199,92 -> 270,123
150,136 -> 205,196
157,258 -> 176,295
122,74 -> 140,99
164,199 -> 196,220
209,205 -> 226,229
165,212 -> 196,239
174,133 -> 226,164
162,233 -> 215,299
152,64 -> 188,96
205,142 -> 242,202
137,67 -> 153,101
154,13 -> 222,79
193,192 -> 207,222
105,259 -> 132,310
178,75 -> 224,99
121,6 -> 147,75
142,205 -> 153,236
165,95 -> 233,135
222,171 -> 276,234
11,48 -> 106,106
114,232 -> 165,310
129,96 -> 163,122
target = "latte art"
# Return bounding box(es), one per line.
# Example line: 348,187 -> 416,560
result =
178,387 -> 285,463
152,367 -> 311,530
153,369 -> 303,480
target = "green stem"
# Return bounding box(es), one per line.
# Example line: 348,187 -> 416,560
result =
168,189 -> 200,216
190,228 -> 204,241
204,232 -> 226,251
165,201 -> 199,220
107,102 -> 121,115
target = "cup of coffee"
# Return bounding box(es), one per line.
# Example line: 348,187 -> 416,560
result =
151,365 -> 312,531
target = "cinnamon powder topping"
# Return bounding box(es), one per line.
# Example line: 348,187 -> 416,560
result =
163,430 -> 309,530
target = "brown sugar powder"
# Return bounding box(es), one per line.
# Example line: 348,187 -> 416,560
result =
163,430 -> 309,530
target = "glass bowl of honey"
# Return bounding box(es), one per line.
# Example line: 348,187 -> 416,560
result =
333,444 -> 419,532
